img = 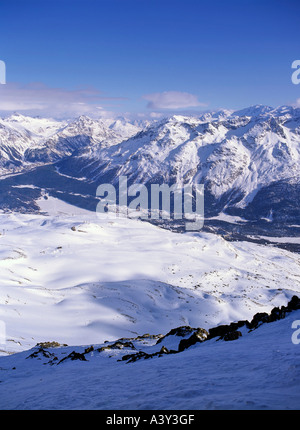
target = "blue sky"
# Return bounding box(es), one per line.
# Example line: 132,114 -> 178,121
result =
0,0 -> 299,118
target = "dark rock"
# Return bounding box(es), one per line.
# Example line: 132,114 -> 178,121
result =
229,320 -> 249,331
121,345 -> 176,363
178,328 -> 208,352
121,351 -> 149,363
26,347 -> 54,360
222,331 -> 242,341
137,333 -> 163,340
269,306 -> 286,322
84,345 -> 94,354
159,346 -> 169,354
156,326 -> 195,345
248,312 -> 270,329
98,340 -> 136,352
26,346 -> 59,365
97,346 -> 109,352
287,295 -> 300,311
208,324 -> 229,339
36,341 -> 68,348
58,351 -> 87,364
208,320 -> 248,339
208,324 -> 234,339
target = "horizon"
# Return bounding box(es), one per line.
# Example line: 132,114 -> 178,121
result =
0,102 -> 298,123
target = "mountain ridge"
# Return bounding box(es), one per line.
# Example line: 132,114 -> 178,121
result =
0,105 -> 300,237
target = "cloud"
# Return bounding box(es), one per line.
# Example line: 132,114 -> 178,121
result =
0,82 -> 125,119
143,91 -> 206,110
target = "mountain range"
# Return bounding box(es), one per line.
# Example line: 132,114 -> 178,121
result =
1,105 -> 300,239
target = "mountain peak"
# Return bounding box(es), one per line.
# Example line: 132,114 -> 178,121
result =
232,104 -> 274,118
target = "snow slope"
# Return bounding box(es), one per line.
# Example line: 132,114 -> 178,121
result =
0,197 -> 300,355
0,307 -> 299,410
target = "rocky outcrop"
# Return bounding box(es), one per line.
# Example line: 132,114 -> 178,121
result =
58,351 -> 87,364
36,341 -> 68,348
207,320 -> 247,341
97,340 -> 136,352
222,331 -> 242,341
205,295 -> 300,342
121,346 -> 177,363
121,295 -> 300,362
247,295 -> 300,330
156,326 -> 196,344
26,346 -> 57,361
106,295 -> 300,362
178,328 -> 209,352
25,295 -> 300,365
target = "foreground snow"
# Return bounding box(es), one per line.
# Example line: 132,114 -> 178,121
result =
0,308 -> 299,410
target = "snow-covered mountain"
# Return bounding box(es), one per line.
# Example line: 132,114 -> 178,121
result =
61,105 -> 300,220
0,114 -> 66,170
0,105 -> 300,235
0,114 -> 142,173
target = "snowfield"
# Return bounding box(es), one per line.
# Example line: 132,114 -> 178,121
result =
0,197 -> 300,410
0,197 -> 300,355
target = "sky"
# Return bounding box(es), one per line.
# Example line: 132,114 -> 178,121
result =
0,0 -> 299,119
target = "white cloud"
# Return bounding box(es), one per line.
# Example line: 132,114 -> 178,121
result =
143,91 -> 206,110
149,112 -> 164,118
0,82 -> 124,119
